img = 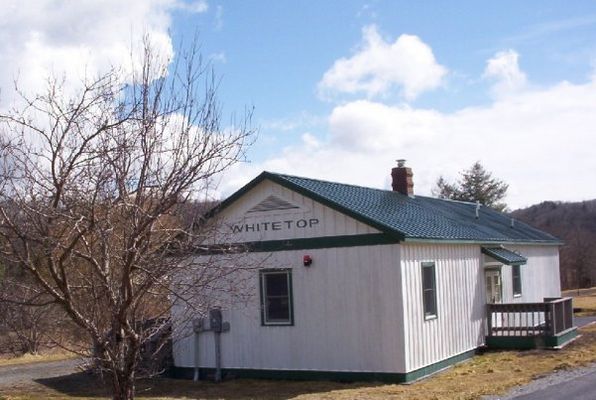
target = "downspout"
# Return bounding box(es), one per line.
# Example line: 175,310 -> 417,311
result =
192,318 -> 203,381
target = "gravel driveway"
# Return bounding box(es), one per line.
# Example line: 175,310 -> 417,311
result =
0,358 -> 82,387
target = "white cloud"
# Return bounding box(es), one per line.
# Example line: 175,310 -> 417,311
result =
484,50 -> 527,97
222,74 -> 596,209
173,0 -> 208,13
209,51 -> 228,64
214,5 -> 224,30
0,0 -> 206,105
317,25 -> 447,100
209,52 -> 227,64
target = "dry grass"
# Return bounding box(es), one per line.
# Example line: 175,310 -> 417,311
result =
0,351 -> 77,368
2,324 -> 596,400
562,287 -> 596,297
571,295 -> 596,316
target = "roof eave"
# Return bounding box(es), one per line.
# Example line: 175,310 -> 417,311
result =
202,172 -> 407,241
402,237 -> 563,246
203,171 -> 272,219
265,174 -> 406,241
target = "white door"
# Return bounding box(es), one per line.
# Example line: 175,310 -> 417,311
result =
485,269 -> 502,304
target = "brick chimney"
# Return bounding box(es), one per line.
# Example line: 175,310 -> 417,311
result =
391,159 -> 414,196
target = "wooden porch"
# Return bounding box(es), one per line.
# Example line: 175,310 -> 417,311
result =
486,297 -> 577,349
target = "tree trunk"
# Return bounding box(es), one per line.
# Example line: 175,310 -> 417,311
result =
111,369 -> 136,400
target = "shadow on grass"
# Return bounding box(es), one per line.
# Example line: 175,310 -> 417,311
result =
35,372 -> 382,399
35,372 -> 111,398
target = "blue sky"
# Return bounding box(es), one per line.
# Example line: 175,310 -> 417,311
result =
1,0 -> 596,208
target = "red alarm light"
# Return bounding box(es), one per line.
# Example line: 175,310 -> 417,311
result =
303,255 -> 313,267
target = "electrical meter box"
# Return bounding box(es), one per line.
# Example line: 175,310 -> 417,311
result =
209,309 -> 223,333
192,318 -> 204,333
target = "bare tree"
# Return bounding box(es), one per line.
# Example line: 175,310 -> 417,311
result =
0,39 -> 255,400
562,225 -> 596,290
0,278 -> 74,355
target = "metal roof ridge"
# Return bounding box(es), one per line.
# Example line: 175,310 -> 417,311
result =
269,171 -> 402,195
415,195 -> 477,205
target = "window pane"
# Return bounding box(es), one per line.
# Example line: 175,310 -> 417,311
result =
513,265 -> 522,295
266,273 -> 288,296
424,290 -> 436,316
422,263 -> 437,317
423,266 -> 434,290
267,297 -> 290,321
260,270 -> 293,325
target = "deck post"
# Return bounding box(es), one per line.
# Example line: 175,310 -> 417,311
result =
486,304 -> 493,337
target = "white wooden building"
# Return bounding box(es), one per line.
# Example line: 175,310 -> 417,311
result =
171,162 -> 575,383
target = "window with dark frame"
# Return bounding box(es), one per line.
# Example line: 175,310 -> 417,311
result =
260,269 -> 293,325
421,262 -> 437,319
512,264 -> 522,296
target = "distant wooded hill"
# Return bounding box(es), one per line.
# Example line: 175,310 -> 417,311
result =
511,199 -> 596,290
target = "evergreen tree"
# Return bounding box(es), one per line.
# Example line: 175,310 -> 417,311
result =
433,161 -> 509,212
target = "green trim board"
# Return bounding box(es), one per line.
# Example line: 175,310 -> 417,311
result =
170,348 -> 479,383
198,233 -> 400,254
403,348 -> 478,382
544,327 -> 578,348
486,336 -> 540,350
486,327 -> 578,349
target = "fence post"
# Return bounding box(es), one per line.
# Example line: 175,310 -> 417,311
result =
545,302 -> 555,336
487,304 -> 493,337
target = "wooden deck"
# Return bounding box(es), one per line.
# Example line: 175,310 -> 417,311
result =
486,297 -> 577,349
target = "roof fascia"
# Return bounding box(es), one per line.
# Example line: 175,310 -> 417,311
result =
403,238 -> 563,246
205,172 -> 404,241
203,171 -> 271,219
264,174 -> 405,241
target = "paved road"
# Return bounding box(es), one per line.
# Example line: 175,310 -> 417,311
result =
486,317 -> 596,400
511,368 -> 596,400
0,358 -> 81,387
575,316 -> 596,328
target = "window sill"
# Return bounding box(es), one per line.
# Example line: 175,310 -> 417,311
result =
513,294 -> 522,298
424,315 -> 438,321
262,322 -> 294,327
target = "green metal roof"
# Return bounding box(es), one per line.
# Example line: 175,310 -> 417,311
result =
210,171 -> 562,245
481,247 -> 528,265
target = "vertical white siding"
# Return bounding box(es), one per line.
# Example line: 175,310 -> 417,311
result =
173,243 -> 407,373
492,245 -> 561,303
401,243 -> 484,373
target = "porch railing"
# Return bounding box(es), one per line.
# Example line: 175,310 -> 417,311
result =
487,297 -> 574,337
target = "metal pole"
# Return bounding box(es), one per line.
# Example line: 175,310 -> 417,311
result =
193,330 -> 200,381
214,330 -> 222,382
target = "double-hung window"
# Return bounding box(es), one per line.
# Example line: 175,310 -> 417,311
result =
512,265 -> 522,297
260,269 -> 293,325
421,262 -> 437,319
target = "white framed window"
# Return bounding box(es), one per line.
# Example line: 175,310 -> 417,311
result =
259,269 -> 293,326
421,262 -> 437,319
